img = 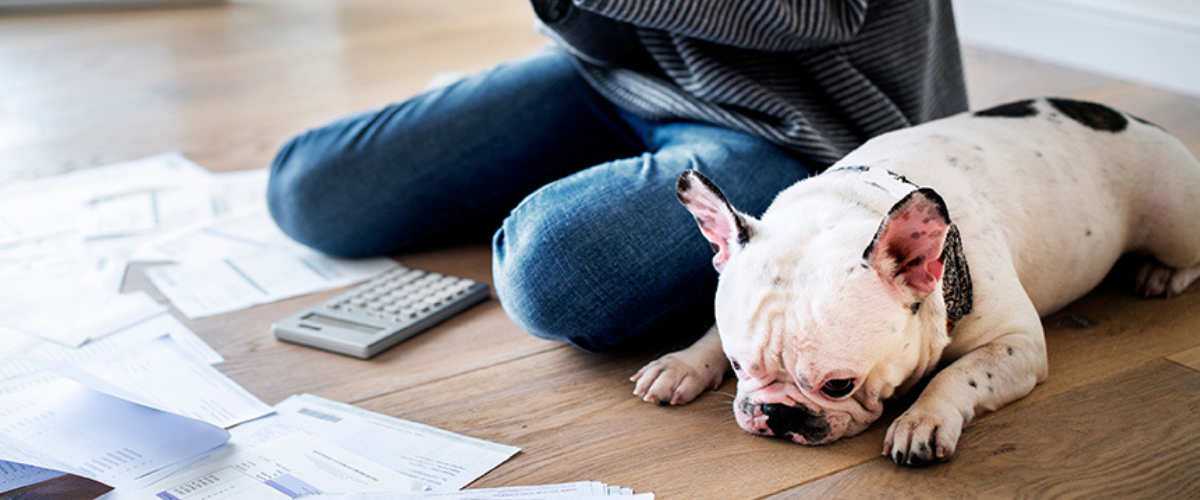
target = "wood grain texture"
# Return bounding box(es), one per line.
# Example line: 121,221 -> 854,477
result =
1168,345 -> 1200,371
768,359 -> 1200,499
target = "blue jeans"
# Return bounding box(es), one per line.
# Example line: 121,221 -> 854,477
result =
268,47 -> 812,352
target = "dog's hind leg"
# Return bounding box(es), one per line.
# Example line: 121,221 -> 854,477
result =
1134,259 -> 1200,298
1131,137 -> 1200,297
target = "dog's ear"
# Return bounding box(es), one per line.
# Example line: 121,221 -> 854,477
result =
864,188 -> 951,296
676,170 -> 753,273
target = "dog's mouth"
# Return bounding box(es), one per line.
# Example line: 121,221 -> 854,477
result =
736,397 -> 834,445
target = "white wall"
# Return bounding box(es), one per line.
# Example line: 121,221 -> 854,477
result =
952,0 -> 1200,97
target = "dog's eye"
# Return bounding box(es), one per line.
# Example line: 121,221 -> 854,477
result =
820,378 -> 856,399
729,359 -> 748,379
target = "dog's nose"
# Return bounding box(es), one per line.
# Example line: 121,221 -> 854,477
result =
760,403 -> 831,445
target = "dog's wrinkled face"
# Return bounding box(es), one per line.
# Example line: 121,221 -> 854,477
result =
677,170 -> 953,445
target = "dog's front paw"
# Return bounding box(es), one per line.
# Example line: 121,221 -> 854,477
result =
882,407 -> 964,467
631,351 -> 727,406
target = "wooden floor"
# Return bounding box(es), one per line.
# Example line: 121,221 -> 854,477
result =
5,1 -> 1200,498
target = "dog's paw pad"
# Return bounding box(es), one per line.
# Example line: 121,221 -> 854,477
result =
1134,260 -> 1200,298
883,409 -> 962,467
631,354 -> 725,406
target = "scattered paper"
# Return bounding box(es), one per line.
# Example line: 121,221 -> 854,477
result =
144,210 -> 398,318
232,394 -> 520,491
0,152 -> 267,345
73,336 -> 272,428
0,312 -> 223,381
120,434 -> 424,500
0,366 -> 230,490
0,251 -> 165,347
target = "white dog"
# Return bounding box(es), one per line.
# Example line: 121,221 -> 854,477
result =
630,98 -> 1200,466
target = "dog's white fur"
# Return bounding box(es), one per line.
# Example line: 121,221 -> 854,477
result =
630,98 -> 1200,465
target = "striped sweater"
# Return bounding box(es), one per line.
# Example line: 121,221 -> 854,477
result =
533,0 -> 969,169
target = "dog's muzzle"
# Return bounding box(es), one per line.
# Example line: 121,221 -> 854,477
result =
739,399 -> 832,445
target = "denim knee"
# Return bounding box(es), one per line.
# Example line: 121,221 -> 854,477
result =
266,130 -> 394,258
490,174 -> 718,353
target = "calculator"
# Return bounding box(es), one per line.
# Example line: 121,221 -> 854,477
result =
272,265 -> 490,359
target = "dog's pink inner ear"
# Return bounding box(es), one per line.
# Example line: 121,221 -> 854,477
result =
865,188 -> 950,295
677,170 -> 746,273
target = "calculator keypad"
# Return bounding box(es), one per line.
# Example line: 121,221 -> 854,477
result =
327,266 -> 480,324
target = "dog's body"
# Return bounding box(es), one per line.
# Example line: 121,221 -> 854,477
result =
630,98 -> 1200,465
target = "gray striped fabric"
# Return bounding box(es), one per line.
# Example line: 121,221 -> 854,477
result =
538,0 -> 968,169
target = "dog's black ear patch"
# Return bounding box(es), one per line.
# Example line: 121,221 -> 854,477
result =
973,99 -> 1037,118
1048,98 -> 1128,132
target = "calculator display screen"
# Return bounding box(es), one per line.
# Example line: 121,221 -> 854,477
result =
301,313 -> 384,334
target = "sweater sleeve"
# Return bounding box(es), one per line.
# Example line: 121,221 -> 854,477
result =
575,0 -> 870,51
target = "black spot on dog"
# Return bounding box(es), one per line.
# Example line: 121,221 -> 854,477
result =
1048,98 -> 1128,132
761,403 -> 830,444
910,302 -> 921,315
1007,347 -> 1015,356
968,379 -> 978,388
974,99 -> 1038,118
986,372 -> 993,379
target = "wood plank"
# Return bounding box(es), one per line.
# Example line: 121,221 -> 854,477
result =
1168,344 -> 1200,371
767,359 -> 1200,499
0,0 -> 543,180
1,474 -> 111,500
961,47 -> 1115,109
994,280 -> 1200,416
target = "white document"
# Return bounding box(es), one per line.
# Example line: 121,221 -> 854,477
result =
0,460 -> 67,494
80,168 -> 269,241
0,367 -> 230,490
0,153 -> 273,341
0,278 -> 165,348
0,312 -> 222,382
115,433 -> 424,500
232,394 -> 520,491
73,336 -> 272,429
0,152 -> 211,247
145,225 -> 398,318
0,231 -> 164,347
310,482 -> 654,499
0,314 -> 262,429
